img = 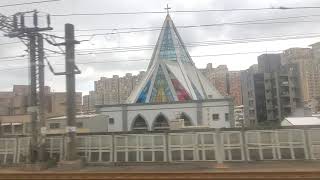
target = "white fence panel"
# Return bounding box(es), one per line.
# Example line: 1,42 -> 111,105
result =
77,135 -> 112,162
308,128 -> 320,160
0,138 -> 16,164
275,129 -> 307,160
221,131 -> 244,161
114,134 -> 166,162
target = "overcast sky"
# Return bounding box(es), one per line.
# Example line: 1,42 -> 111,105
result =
1,0 -> 320,95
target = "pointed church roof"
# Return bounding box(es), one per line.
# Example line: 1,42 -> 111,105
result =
127,15 -> 222,104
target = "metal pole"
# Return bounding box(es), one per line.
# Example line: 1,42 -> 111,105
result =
37,34 -> 46,162
29,34 -> 38,163
65,23 -> 77,161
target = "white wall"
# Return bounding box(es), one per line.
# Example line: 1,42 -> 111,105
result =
99,106 -> 123,132
202,101 -> 231,128
127,102 -> 198,131
99,99 -> 232,132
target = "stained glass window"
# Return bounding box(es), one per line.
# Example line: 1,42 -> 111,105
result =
171,27 -> 192,63
136,81 -> 151,103
159,22 -> 177,61
150,66 -> 174,103
167,69 -> 191,101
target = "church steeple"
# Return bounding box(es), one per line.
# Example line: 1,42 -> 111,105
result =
127,13 -> 222,104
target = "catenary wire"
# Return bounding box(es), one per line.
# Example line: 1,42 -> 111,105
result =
0,0 -> 60,8
50,6 -> 320,17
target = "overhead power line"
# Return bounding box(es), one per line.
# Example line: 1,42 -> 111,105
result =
1,31 -> 320,61
74,19 -> 320,38
50,6 -> 320,17
0,49 -> 284,72
1,13 -> 320,40
0,0 -> 60,8
0,41 -> 21,46
42,13 -> 320,33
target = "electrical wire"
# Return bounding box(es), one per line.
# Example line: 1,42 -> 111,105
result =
0,41 -> 21,46
1,32 -> 320,62
50,6 -> 320,17
0,0 -> 61,8
0,49 -> 284,72
74,19 -> 320,37
47,14 -> 320,33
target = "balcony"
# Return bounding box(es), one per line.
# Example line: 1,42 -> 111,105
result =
280,81 -> 289,86
280,92 -> 290,98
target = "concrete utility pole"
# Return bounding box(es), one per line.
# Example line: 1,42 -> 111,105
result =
37,34 -> 46,162
65,23 -> 78,161
29,34 -> 38,162
47,24 -> 81,161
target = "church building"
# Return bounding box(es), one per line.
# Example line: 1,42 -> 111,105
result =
97,14 -> 234,132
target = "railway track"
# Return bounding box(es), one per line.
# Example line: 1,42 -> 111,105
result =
0,171 -> 320,180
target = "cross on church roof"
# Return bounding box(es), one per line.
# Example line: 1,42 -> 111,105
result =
165,4 -> 171,14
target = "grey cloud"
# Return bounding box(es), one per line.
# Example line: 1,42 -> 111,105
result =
1,0 -> 320,93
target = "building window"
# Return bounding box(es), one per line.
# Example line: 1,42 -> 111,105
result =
132,115 -> 148,131
76,122 -> 83,128
212,114 -> 219,121
49,123 -> 60,129
225,113 -> 229,121
153,114 -> 169,130
180,113 -> 192,126
109,117 -> 114,124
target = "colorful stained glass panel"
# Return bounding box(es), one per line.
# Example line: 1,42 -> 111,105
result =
136,80 -> 151,103
150,66 -> 174,102
159,22 -> 177,61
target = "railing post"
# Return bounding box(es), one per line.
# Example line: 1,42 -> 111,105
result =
303,128 -> 312,160
111,133 -> 115,163
214,128 -> 227,168
240,129 -> 248,162
165,132 -> 170,163
15,137 -> 19,163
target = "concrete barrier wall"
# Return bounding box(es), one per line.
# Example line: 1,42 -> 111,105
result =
0,128 -> 319,164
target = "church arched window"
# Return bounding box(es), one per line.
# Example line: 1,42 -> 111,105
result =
132,115 -> 148,131
152,114 -> 169,130
180,113 -> 193,126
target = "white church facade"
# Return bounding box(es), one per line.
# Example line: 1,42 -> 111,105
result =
97,14 -> 234,132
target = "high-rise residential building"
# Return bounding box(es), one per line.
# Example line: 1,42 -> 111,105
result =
200,63 -> 242,105
281,48 -> 313,100
234,105 -> 245,128
47,92 -> 82,118
83,95 -> 90,112
240,65 -> 260,127
0,85 -> 82,118
0,85 -> 51,116
0,92 -> 14,115
94,71 -> 145,105
228,71 -> 242,106
258,54 -> 281,73
264,63 -> 301,122
281,46 -> 320,113
310,42 -> 320,112
201,64 -> 229,96
82,91 -> 97,113
241,54 -> 303,127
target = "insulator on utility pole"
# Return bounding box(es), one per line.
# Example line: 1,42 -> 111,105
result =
33,11 -> 38,27
20,14 -> 25,28
13,15 -> 18,30
47,14 -> 51,28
